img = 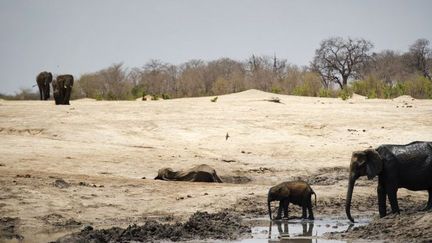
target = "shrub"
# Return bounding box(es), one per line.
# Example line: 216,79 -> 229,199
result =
338,88 -> 353,100
403,76 -> 432,99
318,88 -> 334,97
271,87 -> 282,94
211,97 -> 218,102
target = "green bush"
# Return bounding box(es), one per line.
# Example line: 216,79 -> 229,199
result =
338,88 -> 353,100
161,93 -> 170,100
95,93 -> 103,101
271,86 -> 282,94
211,96 -> 218,102
318,88 -> 334,97
403,76 -> 432,99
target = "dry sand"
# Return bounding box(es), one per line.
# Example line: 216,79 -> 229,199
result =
0,89 -> 431,242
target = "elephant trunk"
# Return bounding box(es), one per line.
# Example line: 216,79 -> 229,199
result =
345,177 -> 356,223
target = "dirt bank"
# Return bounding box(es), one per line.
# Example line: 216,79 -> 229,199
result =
55,211 -> 250,242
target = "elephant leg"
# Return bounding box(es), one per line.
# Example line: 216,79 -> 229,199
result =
301,206 -> 307,219
275,201 -> 283,220
307,202 -> 314,220
46,85 -> 50,100
422,189 -> 432,211
63,89 -> 70,105
282,200 -> 289,219
377,179 -> 387,217
386,186 -> 400,214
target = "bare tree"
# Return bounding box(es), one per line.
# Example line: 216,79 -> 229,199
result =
365,50 -> 412,84
312,37 -> 373,89
408,38 -> 431,80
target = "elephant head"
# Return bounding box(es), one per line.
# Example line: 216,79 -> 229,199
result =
345,149 -> 382,222
267,184 -> 289,220
154,168 -> 177,180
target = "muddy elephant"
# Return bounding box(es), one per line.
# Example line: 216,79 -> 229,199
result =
267,181 -> 316,220
36,71 -> 52,100
53,74 -> 74,105
154,164 -> 223,183
346,141 -> 432,222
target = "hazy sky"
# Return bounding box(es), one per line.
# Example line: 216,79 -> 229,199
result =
1,0 -> 431,94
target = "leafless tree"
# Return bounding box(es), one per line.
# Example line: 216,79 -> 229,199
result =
408,38 -> 431,80
312,37 -> 373,89
365,50 -> 413,85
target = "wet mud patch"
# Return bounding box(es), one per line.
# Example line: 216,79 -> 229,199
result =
0,217 -> 23,240
220,175 -> 253,184
53,179 -> 71,189
328,211 -> 432,241
242,217 -> 370,242
55,211 -> 250,242
38,214 -> 82,228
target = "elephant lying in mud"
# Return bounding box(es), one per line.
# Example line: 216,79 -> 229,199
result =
154,164 -> 223,183
267,181 -> 316,220
346,141 -> 432,222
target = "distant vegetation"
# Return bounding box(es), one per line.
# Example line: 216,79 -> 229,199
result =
2,38 -> 431,100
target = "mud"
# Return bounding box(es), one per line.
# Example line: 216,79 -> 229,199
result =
221,175 -> 253,184
55,211 -> 251,242
0,217 -> 23,240
53,178 -> 70,189
38,214 -> 82,228
328,211 -> 432,242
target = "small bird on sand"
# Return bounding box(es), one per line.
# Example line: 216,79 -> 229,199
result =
225,132 -> 230,140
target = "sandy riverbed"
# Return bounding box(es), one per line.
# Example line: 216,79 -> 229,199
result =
0,89 -> 431,242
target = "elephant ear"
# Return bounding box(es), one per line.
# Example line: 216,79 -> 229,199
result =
365,149 -> 383,180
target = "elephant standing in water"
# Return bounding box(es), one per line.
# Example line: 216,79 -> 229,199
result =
346,141 -> 432,222
267,181 -> 316,220
36,71 -> 52,100
53,74 -> 74,105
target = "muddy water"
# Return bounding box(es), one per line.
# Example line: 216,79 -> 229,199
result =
237,217 -> 371,243
1,218 -> 371,243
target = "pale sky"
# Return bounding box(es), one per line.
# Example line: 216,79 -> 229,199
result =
1,0 -> 431,94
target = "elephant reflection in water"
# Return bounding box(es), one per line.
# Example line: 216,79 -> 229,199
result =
268,220 -> 314,243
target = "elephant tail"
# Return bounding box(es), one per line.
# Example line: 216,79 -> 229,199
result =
312,190 -> 317,206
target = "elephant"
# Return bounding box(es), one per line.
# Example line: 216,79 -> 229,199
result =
346,141 -> 432,222
267,181 -> 316,220
52,74 -> 74,105
36,71 -> 52,100
154,164 -> 223,183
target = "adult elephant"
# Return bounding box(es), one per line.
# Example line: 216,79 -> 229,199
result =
346,141 -> 432,222
154,164 -> 223,183
53,74 -> 74,105
36,71 -> 52,100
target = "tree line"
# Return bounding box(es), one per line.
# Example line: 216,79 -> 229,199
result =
2,37 -> 431,100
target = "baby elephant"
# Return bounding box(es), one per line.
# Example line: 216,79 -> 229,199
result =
267,180 -> 316,220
